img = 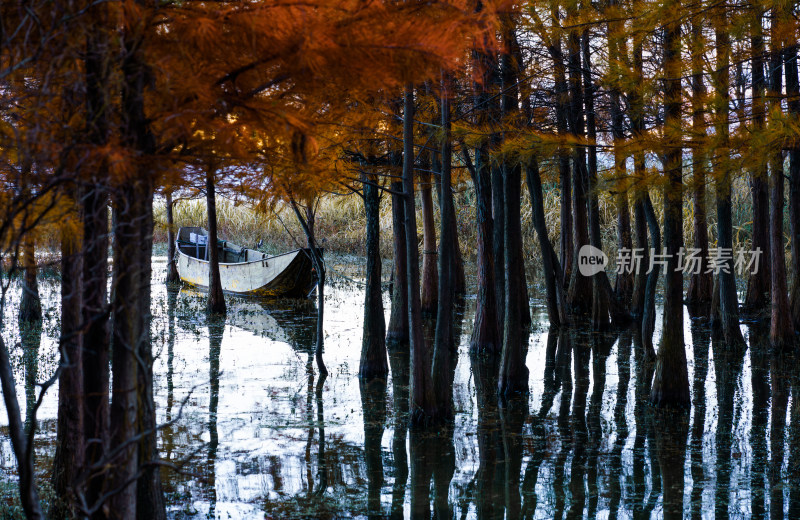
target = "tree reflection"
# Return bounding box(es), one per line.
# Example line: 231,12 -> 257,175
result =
207,314 -> 224,517
750,322 -> 770,518
359,377 -> 387,519
389,348 -> 410,520
689,320 -> 711,520
712,324 -> 745,517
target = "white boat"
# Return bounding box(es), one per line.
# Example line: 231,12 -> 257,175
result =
175,227 -> 317,298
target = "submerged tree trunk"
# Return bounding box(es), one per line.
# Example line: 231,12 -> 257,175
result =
206,165 -> 226,315
18,236 -> 41,324
499,158 -> 529,398
582,31 -> 610,330
651,1 -> 689,408
787,41 -> 800,331
166,190 -> 180,284
420,169 -> 438,317
641,192 -> 659,360
713,6 -> 746,350
745,11 -> 771,313
631,194 -> 648,319
432,81 -> 455,419
109,183 -> 148,518
566,17 -> 591,315
360,172 -> 388,380
685,13 -> 712,315
548,40 -> 573,287
81,185 -> 111,520
52,226 -> 83,520
402,87 -> 435,424
526,158 -> 567,326
470,44 -> 501,355
767,22 -> 793,349
387,179 -> 409,347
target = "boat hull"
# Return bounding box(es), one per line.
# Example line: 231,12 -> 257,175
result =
175,228 -> 316,298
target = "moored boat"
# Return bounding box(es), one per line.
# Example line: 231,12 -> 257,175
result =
175,226 -> 317,298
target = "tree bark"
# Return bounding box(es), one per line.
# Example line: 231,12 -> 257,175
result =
432,80 -> 454,419
387,177 -> 409,347
81,184 -> 112,520
548,39 -> 573,287
109,182 -> 147,519
631,194 -> 648,319
566,17 -> 592,315
359,172 -> 388,380
582,31 -> 610,330
641,192 -> 659,360
526,158 -> 567,326
785,36 -> 800,331
685,13 -> 712,315
420,168 -> 438,316
712,5 -> 746,350
498,22 -> 530,398
18,236 -> 41,324
402,87 -> 435,424
651,1 -> 689,408
767,19 -> 793,349
744,10 -> 771,313
206,165 -> 226,315
470,45 -> 501,355
52,223 -> 84,519
165,190 -> 180,284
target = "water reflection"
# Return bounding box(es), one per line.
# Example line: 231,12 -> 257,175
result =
7,267 -> 800,519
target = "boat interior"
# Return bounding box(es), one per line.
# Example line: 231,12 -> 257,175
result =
176,227 -> 269,264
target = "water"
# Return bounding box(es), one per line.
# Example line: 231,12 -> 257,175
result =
1,256 -> 799,519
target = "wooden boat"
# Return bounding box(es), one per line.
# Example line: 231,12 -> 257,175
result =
175,226 -> 317,298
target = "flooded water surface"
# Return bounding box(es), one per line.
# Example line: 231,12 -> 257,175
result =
2,256 -> 800,519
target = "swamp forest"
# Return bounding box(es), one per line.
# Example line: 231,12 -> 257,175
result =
2,0 -> 800,518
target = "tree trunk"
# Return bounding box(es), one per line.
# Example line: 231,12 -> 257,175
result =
582,31 -> 610,330
651,0 -> 689,409
166,190 -> 180,284
469,43 -> 501,354
420,169 -> 438,316
548,40 -> 573,287
359,172 -> 388,380
526,158 -> 567,326
387,178 -> 409,347
566,19 -> 592,315
713,6 -> 746,350
630,27 -> 649,323
499,159 -> 529,398
206,166 -> 226,315
641,192 -> 659,360
109,182 -> 146,519
746,176 -> 771,311
785,36 -> 800,331
685,13 -> 712,315
767,21 -> 793,349
498,22 -> 529,398
18,236 -> 41,324
81,185 -> 111,520
117,26 -> 166,517
432,81 -> 454,419
289,200 -> 327,376
607,0 -> 633,306
402,87 -> 435,424
744,11 -> 771,314
491,162 -> 505,327
52,226 -> 84,520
